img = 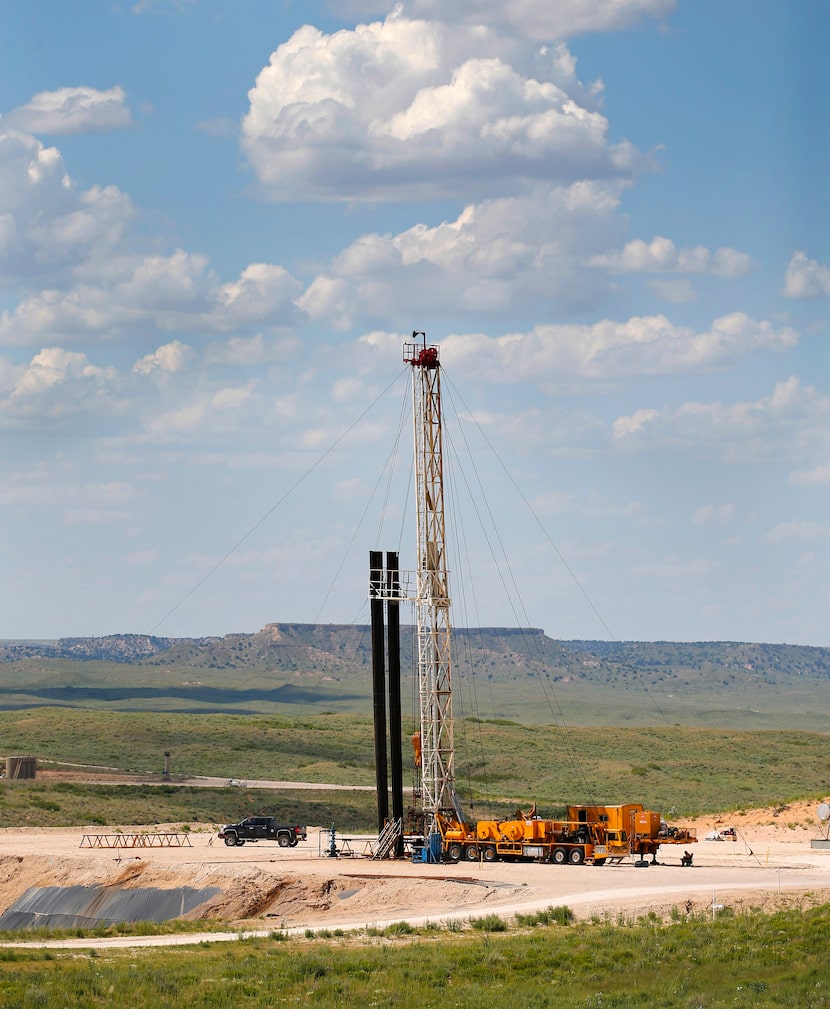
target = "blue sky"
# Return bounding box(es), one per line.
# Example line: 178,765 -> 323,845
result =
1,0 -> 827,645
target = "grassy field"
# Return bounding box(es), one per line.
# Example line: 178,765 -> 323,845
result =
0,905 -> 827,1007
0,708 -> 828,825
0,783 -> 377,833
0,706 -> 827,1004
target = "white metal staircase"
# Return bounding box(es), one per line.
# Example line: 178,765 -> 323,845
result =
372,817 -> 403,859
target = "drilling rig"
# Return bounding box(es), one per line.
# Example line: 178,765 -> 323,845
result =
404,333 -> 467,848
372,332 -> 695,865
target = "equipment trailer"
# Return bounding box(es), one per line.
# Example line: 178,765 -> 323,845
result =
437,803 -> 695,866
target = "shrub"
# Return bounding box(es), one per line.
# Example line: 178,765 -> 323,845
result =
469,914 -> 507,932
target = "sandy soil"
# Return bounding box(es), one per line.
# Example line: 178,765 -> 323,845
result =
0,796 -> 828,949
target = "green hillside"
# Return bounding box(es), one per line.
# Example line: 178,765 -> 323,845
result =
1,625 -> 828,730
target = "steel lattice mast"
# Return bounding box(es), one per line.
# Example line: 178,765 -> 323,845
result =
404,333 -> 459,835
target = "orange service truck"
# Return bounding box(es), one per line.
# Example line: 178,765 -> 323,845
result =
436,803 -> 696,866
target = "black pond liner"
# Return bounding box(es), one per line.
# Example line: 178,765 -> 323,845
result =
0,883 -> 221,929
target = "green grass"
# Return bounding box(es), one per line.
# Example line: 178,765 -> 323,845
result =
0,708 -> 378,783
0,708 -> 828,824
0,917 -> 236,944
0,905 -> 828,1007
0,783 -> 377,832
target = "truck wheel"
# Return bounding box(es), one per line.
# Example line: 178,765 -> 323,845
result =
464,845 -> 479,862
277,834 -> 291,847
482,846 -> 496,863
569,847 -> 585,865
446,842 -> 463,863
224,835 -> 238,847
552,847 -> 567,865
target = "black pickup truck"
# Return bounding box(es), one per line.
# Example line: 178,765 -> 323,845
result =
218,816 -> 307,847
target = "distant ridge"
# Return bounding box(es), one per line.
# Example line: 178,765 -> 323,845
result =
1,624 -> 827,687
1,624 -> 828,731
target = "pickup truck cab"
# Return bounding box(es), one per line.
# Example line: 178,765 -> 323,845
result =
218,816 -> 307,847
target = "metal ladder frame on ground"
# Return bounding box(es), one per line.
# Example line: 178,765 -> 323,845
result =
80,832 -> 193,848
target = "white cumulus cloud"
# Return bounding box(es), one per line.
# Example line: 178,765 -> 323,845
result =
133,340 -> 193,375
0,130 -> 301,342
0,252 -> 303,346
341,0 -> 675,41
300,182 -> 626,325
0,347 -> 120,425
0,131 -> 135,283
784,251 -> 830,298
241,16 -> 646,201
13,348 -> 112,394
611,408 -> 658,438
428,312 -> 798,383
213,263 -> 303,328
591,236 -> 752,276
612,376 -> 830,463
4,86 -> 133,135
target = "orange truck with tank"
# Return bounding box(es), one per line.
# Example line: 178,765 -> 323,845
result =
436,802 -> 695,866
